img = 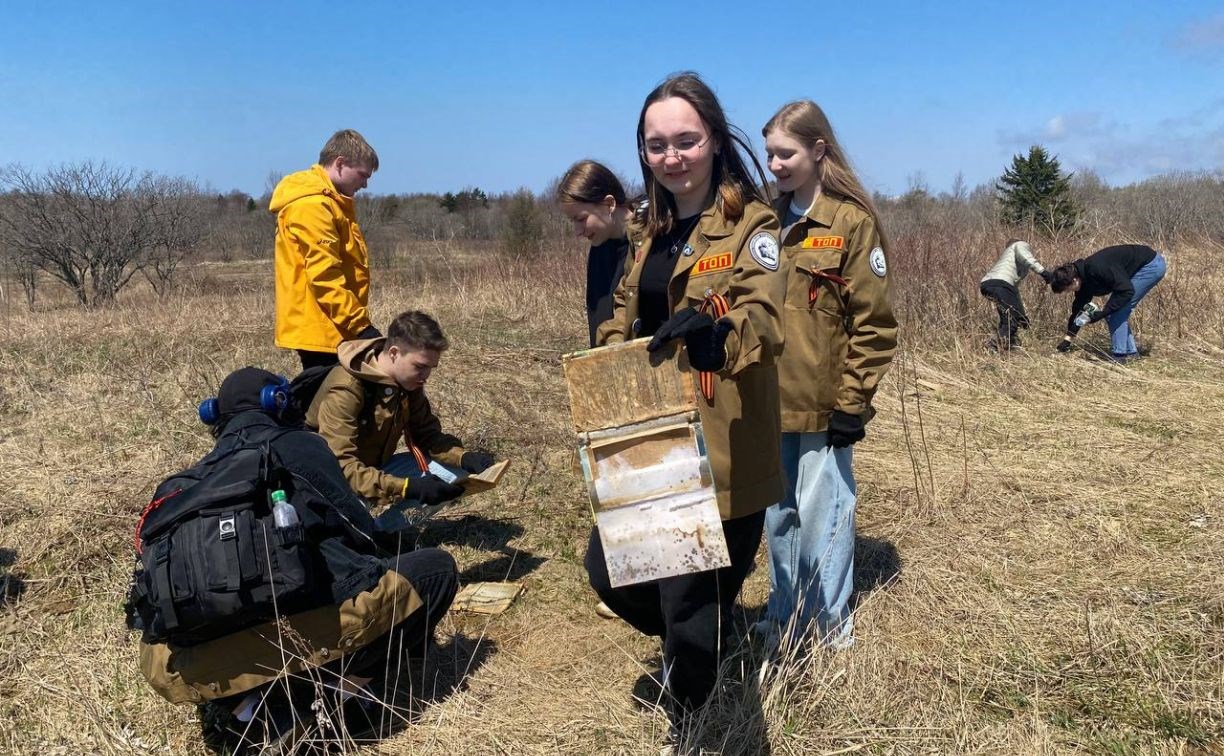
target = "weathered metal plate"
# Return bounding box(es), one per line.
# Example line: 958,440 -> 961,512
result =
562,338 -> 696,433
579,418 -> 728,587
595,491 -> 730,587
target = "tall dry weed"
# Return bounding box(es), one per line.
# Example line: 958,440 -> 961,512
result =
0,222 -> 1222,754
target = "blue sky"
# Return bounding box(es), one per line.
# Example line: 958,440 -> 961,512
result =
1,1 -> 1221,198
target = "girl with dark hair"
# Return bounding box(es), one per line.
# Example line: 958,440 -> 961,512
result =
585,72 -> 787,727
757,99 -> 898,649
556,160 -> 641,348
979,239 -> 1052,351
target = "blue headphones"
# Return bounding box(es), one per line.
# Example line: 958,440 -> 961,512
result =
198,375 -> 291,425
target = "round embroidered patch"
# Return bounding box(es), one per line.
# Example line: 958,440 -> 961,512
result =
749,232 -> 780,271
869,247 -> 887,277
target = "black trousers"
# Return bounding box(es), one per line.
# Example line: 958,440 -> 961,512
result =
210,548 -> 457,717
345,547 -> 459,676
979,280 -> 1029,347
297,349 -> 339,370
585,510 -> 765,712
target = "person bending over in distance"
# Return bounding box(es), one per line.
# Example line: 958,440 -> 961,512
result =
756,99 -> 898,650
306,310 -> 496,526
978,238 -> 1052,352
272,129 -> 383,370
1049,244 -> 1166,363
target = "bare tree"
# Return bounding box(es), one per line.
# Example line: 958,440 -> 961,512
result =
0,162 -> 208,306
141,175 -> 208,297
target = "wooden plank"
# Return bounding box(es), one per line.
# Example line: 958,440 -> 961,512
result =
562,338 -> 697,433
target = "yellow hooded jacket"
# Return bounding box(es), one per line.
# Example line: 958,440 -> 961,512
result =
271,165 -> 373,352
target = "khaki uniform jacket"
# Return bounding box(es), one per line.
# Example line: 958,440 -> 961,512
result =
139,568 -> 422,704
306,338 -> 466,509
775,193 -> 897,432
596,199 -> 786,520
270,165 -> 374,353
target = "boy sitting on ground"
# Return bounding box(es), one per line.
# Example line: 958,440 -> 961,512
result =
306,309 -> 495,519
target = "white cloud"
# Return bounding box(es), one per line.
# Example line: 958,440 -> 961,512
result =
995,103 -> 1224,183
1171,12 -> 1224,57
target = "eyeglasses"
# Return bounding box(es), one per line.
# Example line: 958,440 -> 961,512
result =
640,134 -> 712,164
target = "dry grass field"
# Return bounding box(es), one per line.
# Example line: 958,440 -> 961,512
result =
1,237 -> 1222,755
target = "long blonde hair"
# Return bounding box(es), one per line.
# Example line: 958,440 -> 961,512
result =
763,100 -> 888,248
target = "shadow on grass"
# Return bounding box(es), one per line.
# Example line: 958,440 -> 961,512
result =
419,514 -> 547,583
0,548 -> 26,608
852,534 -> 902,600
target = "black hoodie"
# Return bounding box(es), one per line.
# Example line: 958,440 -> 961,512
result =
1066,244 -> 1158,334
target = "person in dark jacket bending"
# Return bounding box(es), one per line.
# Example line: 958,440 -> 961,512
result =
1049,244 -> 1166,362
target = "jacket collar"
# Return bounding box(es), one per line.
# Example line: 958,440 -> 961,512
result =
221,411 -> 292,437
310,164 -> 353,211
774,191 -> 838,227
695,197 -> 735,241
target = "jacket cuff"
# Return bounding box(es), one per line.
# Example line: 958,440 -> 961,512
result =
381,475 -> 408,505
433,446 -> 466,467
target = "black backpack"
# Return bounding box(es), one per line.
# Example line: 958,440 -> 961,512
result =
126,428 -> 318,647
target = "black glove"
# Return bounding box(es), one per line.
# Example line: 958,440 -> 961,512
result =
406,474 -> 463,505
647,307 -> 714,352
685,320 -> 732,372
356,324 -> 383,340
1039,270 -> 1054,285
1056,338 -> 1073,353
460,450 -> 495,474
827,410 -> 866,448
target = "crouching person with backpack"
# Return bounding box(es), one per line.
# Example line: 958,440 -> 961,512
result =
125,367 -> 459,751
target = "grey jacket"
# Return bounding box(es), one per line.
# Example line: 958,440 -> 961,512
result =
981,241 -> 1047,285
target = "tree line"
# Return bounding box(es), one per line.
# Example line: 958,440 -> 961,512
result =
2,150 -> 1221,308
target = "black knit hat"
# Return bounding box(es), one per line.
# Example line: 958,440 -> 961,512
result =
217,366 -> 283,418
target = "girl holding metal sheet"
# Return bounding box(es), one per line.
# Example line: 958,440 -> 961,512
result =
757,100 -> 898,649
586,71 -> 786,734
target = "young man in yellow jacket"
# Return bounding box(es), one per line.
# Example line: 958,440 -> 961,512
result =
271,129 -> 382,369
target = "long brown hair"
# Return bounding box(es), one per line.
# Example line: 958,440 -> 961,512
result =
763,100 -> 888,249
637,72 -> 769,237
557,160 -> 628,206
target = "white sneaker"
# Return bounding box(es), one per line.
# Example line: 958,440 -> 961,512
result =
595,601 -> 618,619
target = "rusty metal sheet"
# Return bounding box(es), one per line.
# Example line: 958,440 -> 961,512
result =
562,339 -> 697,433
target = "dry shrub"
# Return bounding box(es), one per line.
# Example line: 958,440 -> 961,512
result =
0,219 -> 1222,754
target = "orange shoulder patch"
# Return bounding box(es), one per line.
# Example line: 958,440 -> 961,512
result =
801,235 -> 844,250
692,252 -> 733,277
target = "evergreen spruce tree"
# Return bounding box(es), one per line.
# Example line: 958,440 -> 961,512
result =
995,146 -> 1080,232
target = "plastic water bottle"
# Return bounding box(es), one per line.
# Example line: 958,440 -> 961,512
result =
1073,302 -> 1100,328
271,489 -> 299,528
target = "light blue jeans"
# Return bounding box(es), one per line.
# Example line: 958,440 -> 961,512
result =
764,431 -> 856,646
1107,253 -> 1166,356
